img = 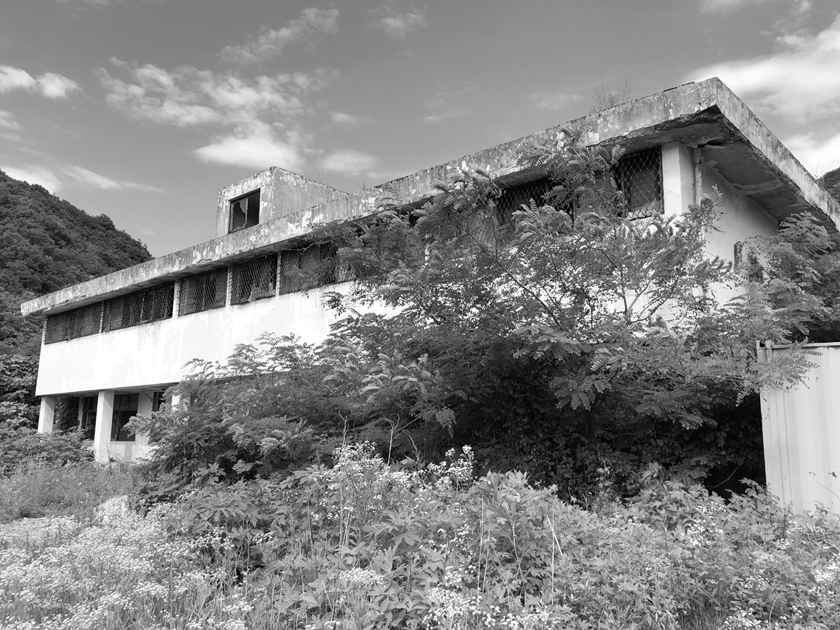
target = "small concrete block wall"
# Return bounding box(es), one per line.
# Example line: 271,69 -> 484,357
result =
215,167 -> 353,239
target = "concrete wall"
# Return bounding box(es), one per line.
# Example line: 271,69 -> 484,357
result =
35,284 -> 349,396
701,160 -> 779,264
215,167 -> 353,239
759,343 -> 840,513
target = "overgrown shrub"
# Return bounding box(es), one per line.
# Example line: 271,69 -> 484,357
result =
0,462 -> 136,522
152,445 -> 840,630
0,425 -> 92,477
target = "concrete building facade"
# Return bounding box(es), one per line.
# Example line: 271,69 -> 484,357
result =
21,78 -> 840,464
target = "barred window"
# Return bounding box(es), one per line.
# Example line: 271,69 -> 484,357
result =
614,148 -> 663,218
111,393 -> 138,442
231,254 -> 277,305
179,269 -> 228,315
103,283 -> 174,332
44,303 -> 102,344
278,244 -> 354,296
497,177 -> 553,222
229,189 -> 260,233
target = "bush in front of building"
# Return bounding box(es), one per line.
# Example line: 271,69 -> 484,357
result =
4,443 -> 838,629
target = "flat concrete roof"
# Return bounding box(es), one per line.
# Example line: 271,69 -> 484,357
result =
21,77 -> 840,317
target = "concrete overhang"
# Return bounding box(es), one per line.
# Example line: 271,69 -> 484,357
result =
21,77 -> 840,318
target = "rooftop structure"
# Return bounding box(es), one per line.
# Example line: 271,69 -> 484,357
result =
22,77 -> 840,463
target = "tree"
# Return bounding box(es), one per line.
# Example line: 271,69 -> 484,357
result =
145,133 -> 821,497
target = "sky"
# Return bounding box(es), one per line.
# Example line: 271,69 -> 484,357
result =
1,0 -> 839,257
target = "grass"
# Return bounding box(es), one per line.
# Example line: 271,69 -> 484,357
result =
0,462 -> 137,523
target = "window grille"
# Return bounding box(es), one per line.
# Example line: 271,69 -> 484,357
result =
179,269 -> 228,315
231,254 -> 277,305
614,148 -> 663,218
103,283 -> 174,332
111,393 -> 138,442
44,303 -> 102,344
229,189 -> 261,233
497,177 -> 553,222
278,244 -> 354,295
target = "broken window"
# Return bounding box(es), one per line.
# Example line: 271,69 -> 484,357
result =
229,190 -> 261,233
179,268 -> 228,315
102,283 -> 174,332
44,303 -> 102,344
613,148 -> 663,218
111,393 -> 138,442
231,254 -> 278,305
278,244 -> 354,296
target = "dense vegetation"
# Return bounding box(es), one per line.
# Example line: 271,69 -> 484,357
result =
0,168 -> 151,355
134,134 -> 839,501
2,444 -> 839,629
0,169 -> 151,428
3,147 -> 840,629
821,165 -> 840,204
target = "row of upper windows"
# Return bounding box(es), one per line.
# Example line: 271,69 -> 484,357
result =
45,150 -> 663,345
44,244 -> 352,344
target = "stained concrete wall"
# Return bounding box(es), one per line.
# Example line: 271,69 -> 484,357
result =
701,160 -> 779,262
215,167 -> 354,239
34,284 -> 349,396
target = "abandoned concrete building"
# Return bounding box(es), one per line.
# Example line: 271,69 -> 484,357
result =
20,78 -> 840,507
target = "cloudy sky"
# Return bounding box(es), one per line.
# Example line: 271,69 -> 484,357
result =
1,0 -> 839,256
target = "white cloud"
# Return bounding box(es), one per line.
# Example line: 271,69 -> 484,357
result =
0,109 -> 20,131
100,57 -> 335,171
330,111 -> 372,127
371,6 -> 427,39
422,109 -> 468,124
784,131 -> 840,177
528,90 -> 582,111
688,16 -> 840,122
0,161 -> 164,193
0,65 -> 81,100
321,149 -> 378,175
195,125 -> 305,171
37,73 -> 82,99
698,0 -> 810,15
62,165 -> 165,192
219,8 -> 339,65
100,59 -> 330,127
1,165 -> 63,193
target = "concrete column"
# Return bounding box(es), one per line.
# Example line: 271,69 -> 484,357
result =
135,392 -> 153,449
92,390 -> 115,463
37,396 -> 56,434
661,142 -> 695,218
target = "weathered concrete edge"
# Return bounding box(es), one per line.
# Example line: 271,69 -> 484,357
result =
706,77 -> 840,229
22,77 -> 834,317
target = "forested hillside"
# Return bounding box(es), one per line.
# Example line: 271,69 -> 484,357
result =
822,165 -> 840,202
0,169 -> 151,355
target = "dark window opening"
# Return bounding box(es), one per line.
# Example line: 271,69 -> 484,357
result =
613,148 -> 663,218
44,303 -> 102,344
151,391 -> 167,412
103,283 -> 174,332
278,244 -> 354,296
231,254 -> 278,305
111,393 -> 138,442
79,396 -> 97,440
179,269 -> 228,315
496,178 -> 553,223
229,190 -> 261,233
